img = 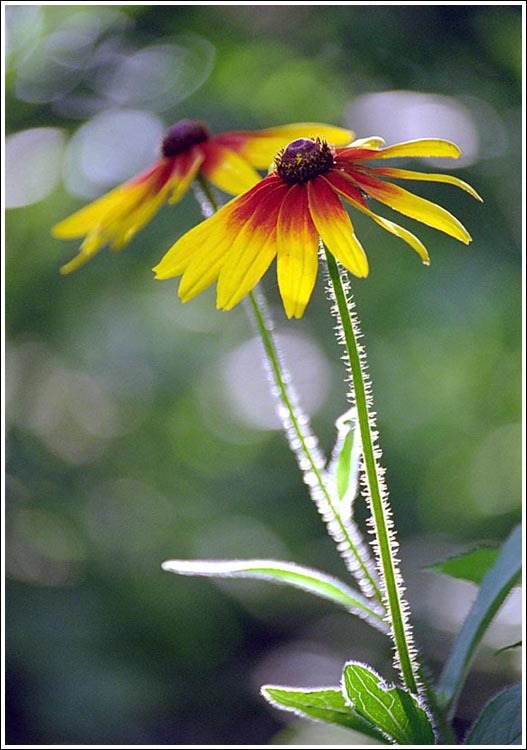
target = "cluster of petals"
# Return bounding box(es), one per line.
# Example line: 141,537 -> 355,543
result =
154,136 -> 481,318
52,120 -> 352,274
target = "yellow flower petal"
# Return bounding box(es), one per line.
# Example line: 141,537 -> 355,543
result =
367,138 -> 462,160
201,144 -> 261,194
365,166 -> 483,201
307,178 -> 369,278
52,183 -> 144,239
325,172 -> 430,264
276,184 -> 320,319
351,171 -> 472,244
364,211 -> 430,264
154,180 -> 271,281
153,205 -> 233,290
216,183 -> 287,310
59,234 -> 107,275
233,123 -> 354,168
109,190 -> 169,250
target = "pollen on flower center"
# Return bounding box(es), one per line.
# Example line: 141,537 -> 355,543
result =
275,137 -> 335,184
161,119 -> 211,158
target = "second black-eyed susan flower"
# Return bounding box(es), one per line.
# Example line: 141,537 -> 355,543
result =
52,119 -> 352,274
153,136 -> 482,318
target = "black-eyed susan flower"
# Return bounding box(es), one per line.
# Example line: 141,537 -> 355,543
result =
52,119 -> 353,274
153,136 -> 481,318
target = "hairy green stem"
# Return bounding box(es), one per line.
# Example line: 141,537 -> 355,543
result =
324,248 -> 419,696
247,288 -> 384,607
193,175 -> 383,607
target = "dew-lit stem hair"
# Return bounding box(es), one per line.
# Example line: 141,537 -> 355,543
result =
246,286 -> 382,605
324,247 -> 421,697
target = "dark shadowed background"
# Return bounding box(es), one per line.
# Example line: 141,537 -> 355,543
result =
5,4 -> 522,745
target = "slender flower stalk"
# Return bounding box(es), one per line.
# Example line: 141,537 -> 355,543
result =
324,249 -> 420,696
247,287 -> 383,605
196,175 -> 383,606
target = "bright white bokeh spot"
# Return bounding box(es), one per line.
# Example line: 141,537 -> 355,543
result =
5,128 -> 65,208
220,332 -> 332,430
98,37 -> 215,111
345,90 -> 481,167
62,109 -> 164,198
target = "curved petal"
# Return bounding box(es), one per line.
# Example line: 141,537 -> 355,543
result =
324,172 -> 429,263
307,177 -> 368,278
216,182 -> 289,310
108,190 -> 169,250
54,158 -> 194,273
201,143 -> 261,194
276,184 -> 320,318
59,232 -> 109,275
215,123 -> 354,169
153,178 -> 284,304
359,166 -> 483,201
348,170 -> 472,244
52,182 -> 146,240
338,138 -> 462,161
57,183 -> 169,275
153,199 -> 242,296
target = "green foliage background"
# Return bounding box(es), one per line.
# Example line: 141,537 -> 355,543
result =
5,4 -> 522,745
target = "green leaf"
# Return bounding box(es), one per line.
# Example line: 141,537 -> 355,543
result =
329,407 -> 361,517
437,525 -> 522,714
261,685 -> 387,742
161,558 -> 388,632
336,428 -> 357,500
464,684 -> 522,745
429,546 -> 499,585
342,662 -> 435,745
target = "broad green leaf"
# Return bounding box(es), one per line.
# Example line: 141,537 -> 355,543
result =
464,684 -> 522,745
261,685 -> 387,742
342,662 -> 435,745
429,546 -> 499,585
162,558 -> 387,632
437,525 -> 522,714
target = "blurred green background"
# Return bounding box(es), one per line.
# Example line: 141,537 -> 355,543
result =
5,4 -> 522,745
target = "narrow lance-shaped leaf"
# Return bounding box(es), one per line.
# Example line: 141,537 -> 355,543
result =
437,525 -> 522,715
342,662 -> 435,745
162,558 -> 388,632
328,407 -> 362,521
261,685 -> 387,742
429,546 -> 500,585
464,684 -> 522,745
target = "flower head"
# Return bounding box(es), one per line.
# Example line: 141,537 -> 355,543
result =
154,136 -> 482,318
52,119 -> 353,274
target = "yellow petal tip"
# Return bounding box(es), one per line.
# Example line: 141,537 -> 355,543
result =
59,254 -> 90,275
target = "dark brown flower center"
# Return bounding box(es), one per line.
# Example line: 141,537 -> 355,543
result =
161,119 -> 211,158
275,138 -> 335,184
